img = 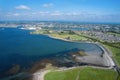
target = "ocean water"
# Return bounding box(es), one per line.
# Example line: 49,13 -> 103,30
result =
0,27 -> 102,78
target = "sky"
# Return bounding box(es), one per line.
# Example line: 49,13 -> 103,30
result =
0,0 -> 120,22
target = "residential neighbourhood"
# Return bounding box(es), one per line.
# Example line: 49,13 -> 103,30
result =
0,21 -> 120,42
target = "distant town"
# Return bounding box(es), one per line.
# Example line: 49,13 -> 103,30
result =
0,21 -> 120,42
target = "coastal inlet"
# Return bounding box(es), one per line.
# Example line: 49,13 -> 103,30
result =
0,28 -> 107,79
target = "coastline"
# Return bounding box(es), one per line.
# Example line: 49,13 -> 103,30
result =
31,33 -> 115,80
1,29 -> 115,80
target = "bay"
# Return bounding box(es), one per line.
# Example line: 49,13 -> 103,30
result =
0,27 -> 102,78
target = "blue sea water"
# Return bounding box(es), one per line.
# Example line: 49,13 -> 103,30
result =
0,27 -> 102,77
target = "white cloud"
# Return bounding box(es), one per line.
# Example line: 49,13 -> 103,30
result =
43,3 -> 53,8
51,13 -> 62,16
15,5 -> 30,10
51,11 -> 62,16
66,12 -> 80,16
13,13 -> 20,16
38,11 -> 50,16
39,11 -> 49,14
5,13 -> 20,17
51,13 -> 61,16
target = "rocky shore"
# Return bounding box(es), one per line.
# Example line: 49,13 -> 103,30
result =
2,47 -> 109,80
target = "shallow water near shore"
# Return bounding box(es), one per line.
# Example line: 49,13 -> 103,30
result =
0,27 -> 103,78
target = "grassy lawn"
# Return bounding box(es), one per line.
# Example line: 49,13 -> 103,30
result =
50,34 -> 87,41
45,67 -> 117,80
31,30 -> 88,41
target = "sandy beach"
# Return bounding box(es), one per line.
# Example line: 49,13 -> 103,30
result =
32,70 -> 50,80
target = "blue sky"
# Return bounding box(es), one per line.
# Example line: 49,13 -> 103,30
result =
0,0 -> 120,22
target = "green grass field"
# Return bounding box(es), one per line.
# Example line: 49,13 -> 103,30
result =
45,67 -> 117,80
31,30 -> 88,41
50,34 -> 87,41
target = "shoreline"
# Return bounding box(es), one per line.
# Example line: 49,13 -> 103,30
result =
33,33 -> 115,68
31,34 -> 115,80
1,31 -> 115,80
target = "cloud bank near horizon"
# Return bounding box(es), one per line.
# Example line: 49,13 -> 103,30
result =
0,0 -> 120,22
